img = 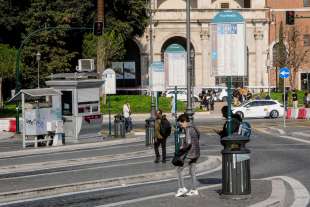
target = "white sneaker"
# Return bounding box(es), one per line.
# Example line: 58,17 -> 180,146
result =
186,189 -> 199,196
175,187 -> 188,197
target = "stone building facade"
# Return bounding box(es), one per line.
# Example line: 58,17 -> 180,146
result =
120,0 -> 309,93
135,0 -> 270,93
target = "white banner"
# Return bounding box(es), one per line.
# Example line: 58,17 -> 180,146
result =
166,53 -> 186,87
211,23 -> 246,76
151,62 -> 165,92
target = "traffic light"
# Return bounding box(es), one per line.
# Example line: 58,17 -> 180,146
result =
286,11 -> 295,25
94,21 -> 103,36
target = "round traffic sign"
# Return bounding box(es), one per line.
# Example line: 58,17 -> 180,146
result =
279,67 -> 290,79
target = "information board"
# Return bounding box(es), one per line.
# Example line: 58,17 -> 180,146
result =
151,61 -> 165,92
211,11 -> 246,77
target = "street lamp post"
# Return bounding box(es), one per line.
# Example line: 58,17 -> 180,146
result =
36,52 -> 41,88
185,0 -> 194,121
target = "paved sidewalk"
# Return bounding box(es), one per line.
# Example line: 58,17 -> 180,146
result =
97,178 -> 294,207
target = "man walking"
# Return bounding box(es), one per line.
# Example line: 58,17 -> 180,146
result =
154,110 -> 170,163
292,90 -> 298,109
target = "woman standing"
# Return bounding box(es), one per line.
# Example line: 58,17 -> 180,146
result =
175,114 -> 200,197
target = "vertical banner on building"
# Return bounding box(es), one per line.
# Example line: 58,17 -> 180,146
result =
211,10 -> 246,77
151,61 -> 165,92
164,44 -> 187,88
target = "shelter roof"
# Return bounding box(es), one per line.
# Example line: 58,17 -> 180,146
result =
9,88 -> 61,102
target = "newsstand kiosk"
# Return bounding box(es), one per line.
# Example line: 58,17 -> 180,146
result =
46,72 -> 104,143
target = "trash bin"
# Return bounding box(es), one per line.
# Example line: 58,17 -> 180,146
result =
145,117 -> 155,146
114,114 -> 125,138
221,135 -> 251,197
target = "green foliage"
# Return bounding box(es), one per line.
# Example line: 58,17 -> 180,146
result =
101,95 -> 186,114
0,0 -> 148,89
0,44 -> 16,79
97,31 -> 125,69
257,91 -> 306,107
0,103 -> 16,118
82,33 -> 97,59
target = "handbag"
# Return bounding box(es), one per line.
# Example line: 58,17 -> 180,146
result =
172,150 -> 188,167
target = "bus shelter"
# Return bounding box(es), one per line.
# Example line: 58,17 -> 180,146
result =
9,88 -> 63,148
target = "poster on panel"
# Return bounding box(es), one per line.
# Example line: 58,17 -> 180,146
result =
124,62 -> 136,79
151,61 -> 165,92
111,62 -> 124,79
166,53 -> 187,87
211,21 -> 246,76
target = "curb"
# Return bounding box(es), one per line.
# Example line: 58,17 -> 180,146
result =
250,179 -> 286,207
0,156 -> 221,203
0,137 -> 145,159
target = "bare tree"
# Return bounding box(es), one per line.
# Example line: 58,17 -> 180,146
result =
285,25 -> 310,89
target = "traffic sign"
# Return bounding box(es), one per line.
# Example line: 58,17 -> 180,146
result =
279,67 -> 290,79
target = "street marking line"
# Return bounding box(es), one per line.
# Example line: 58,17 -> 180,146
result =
0,137 -> 145,159
96,184 -> 222,207
0,148 -> 174,175
280,135 -> 310,144
0,156 -> 221,205
0,158 -> 222,206
0,159 -> 153,181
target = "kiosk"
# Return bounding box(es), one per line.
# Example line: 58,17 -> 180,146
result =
46,73 -> 104,143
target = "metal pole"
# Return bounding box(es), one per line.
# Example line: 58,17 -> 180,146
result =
149,0 -> 156,119
227,76 -> 232,136
283,79 -> 286,128
174,86 -> 179,153
307,73 -> 309,93
185,0 -> 194,121
108,94 -> 111,136
37,60 -> 40,88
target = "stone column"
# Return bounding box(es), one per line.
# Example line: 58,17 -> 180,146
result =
200,26 -> 214,87
254,29 -> 264,89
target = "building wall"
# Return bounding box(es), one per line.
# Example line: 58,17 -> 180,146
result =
266,0 -> 310,90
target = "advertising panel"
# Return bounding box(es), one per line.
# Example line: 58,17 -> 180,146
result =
211,11 -> 246,77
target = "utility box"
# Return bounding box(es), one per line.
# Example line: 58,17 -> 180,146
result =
46,72 -> 104,143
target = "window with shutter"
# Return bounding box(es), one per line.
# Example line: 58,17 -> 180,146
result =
221,3 -> 229,8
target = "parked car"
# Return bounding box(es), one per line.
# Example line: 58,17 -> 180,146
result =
164,89 -> 199,102
202,87 -> 228,102
232,100 -> 284,119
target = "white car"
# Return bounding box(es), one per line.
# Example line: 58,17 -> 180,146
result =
165,89 -> 199,102
232,100 -> 284,119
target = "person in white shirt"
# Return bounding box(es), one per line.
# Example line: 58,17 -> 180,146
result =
123,102 -> 132,132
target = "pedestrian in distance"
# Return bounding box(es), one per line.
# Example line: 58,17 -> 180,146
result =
175,113 -> 200,197
123,102 -> 132,133
154,110 -> 171,163
215,106 -> 242,139
305,92 -> 310,108
202,95 -> 209,111
292,90 -> 298,109
209,93 -> 215,111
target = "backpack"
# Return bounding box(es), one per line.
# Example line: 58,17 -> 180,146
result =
160,118 -> 172,138
238,121 -> 251,138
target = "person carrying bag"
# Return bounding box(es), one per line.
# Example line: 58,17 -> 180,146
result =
173,113 -> 200,197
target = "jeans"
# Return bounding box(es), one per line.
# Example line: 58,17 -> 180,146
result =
177,162 -> 198,190
125,117 -> 132,132
154,138 -> 167,160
